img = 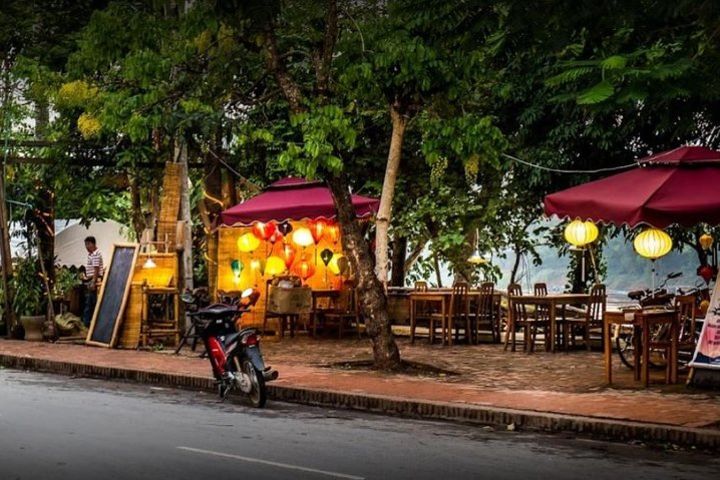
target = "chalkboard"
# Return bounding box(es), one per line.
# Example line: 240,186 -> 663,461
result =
86,244 -> 139,347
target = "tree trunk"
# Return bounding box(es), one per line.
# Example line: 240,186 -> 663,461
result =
375,104 -> 407,285
433,252 -> 443,288
34,101 -> 54,286
327,173 -> 400,370
202,149 -> 223,300
176,141 -> 193,291
129,173 -> 144,241
510,246 -> 522,285
390,236 -> 407,287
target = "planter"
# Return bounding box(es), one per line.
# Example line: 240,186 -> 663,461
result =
20,315 -> 46,341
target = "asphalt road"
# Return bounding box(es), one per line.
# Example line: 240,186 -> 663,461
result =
0,369 -> 717,480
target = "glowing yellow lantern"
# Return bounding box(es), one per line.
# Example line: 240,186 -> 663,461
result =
237,232 -> 260,252
250,258 -> 265,276
564,220 -> 599,247
292,227 -> 314,248
265,256 -> 286,276
633,228 -> 672,260
699,233 -> 714,251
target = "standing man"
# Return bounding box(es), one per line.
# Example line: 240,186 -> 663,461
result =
83,236 -> 104,327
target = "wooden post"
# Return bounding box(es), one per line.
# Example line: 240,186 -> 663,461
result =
0,164 -> 15,337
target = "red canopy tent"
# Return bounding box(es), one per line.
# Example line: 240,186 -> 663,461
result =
220,177 -> 379,226
544,146 -> 720,228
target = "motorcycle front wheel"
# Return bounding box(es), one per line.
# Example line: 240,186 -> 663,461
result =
242,359 -> 267,408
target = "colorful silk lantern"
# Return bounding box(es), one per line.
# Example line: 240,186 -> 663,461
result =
278,221 -> 293,236
268,230 -> 283,245
564,220 -> 599,248
325,223 -> 340,244
280,243 -> 296,268
250,258 -> 265,276
309,219 -> 327,243
252,221 -> 277,241
698,265 -> 715,283
237,232 -> 261,252
292,259 -> 316,281
633,228 -> 672,260
231,259 -> 243,284
699,233 -> 714,251
292,227 -> 314,248
320,248 -> 334,266
265,256 -> 286,276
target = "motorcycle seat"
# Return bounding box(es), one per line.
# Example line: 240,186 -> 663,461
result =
189,303 -> 239,319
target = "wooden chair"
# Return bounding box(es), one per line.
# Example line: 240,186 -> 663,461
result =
675,294 -> 698,367
474,282 -> 499,343
505,283 -> 549,352
564,284 -> 606,350
430,282 -> 471,345
315,281 -> 361,339
410,281 -> 433,344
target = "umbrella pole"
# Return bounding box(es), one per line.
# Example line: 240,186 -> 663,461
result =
651,260 -> 656,297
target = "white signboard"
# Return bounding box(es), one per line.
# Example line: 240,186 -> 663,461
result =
689,279 -> 720,369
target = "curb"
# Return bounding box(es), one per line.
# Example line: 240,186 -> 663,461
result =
2,353 -> 719,450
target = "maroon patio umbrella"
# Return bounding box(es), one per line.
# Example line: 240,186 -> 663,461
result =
544,146 -> 720,228
220,177 -> 379,226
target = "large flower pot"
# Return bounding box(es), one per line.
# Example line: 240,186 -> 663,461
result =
20,315 -> 46,341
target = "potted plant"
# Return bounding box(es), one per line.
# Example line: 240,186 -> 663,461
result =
12,257 -> 46,341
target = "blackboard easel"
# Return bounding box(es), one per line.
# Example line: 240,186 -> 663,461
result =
86,243 -> 139,347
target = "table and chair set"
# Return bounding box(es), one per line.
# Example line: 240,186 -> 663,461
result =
409,278 -> 701,387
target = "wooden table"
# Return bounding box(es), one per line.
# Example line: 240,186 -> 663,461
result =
508,293 -> 591,353
409,290 -> 502,346
604,309 -> 679,387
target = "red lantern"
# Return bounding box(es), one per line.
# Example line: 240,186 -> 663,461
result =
326,223 -> 340,244
309,219 -> 327,243
280,243 -> 296,268
698,264 -> 716,284
292,259 -> 316,281
252,221 -> 277,241
268,230 -> 283,245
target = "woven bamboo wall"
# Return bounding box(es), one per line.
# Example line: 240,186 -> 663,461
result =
217,221 -> 347,327
118,253 -> 179,348
157,163 -> 182,248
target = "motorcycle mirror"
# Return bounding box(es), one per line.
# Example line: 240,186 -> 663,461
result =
668,272 -> 683,279
180,293 -> 195,304
241,288 -> 255,299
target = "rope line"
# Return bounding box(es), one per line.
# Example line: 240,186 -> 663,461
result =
503,153 -> 637,174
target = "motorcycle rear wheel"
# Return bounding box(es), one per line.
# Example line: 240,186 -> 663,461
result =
242,359 -> 267,408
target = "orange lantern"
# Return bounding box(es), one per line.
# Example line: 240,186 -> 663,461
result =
252,221 -> 277,241
280,243 -> 296,268
309,219 -> 327,243
292,258 -> 316,281
325,223 -> 340,244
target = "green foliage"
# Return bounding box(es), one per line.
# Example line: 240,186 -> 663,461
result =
11,257 -> 44,317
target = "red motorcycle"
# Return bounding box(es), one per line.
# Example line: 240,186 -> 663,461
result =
183,289 -> 278,408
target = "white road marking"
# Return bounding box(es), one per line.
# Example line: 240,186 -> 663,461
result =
177,446 -> 365,480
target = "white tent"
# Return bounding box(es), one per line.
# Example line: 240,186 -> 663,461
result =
53,220 -> 132,267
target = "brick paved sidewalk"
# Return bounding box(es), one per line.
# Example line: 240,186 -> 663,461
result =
1,338 -> 719,433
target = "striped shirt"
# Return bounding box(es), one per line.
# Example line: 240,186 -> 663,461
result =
86,249 -> 104,280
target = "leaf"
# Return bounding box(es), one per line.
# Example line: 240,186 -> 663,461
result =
576,80 -> 614,104
600,55 -> 627,70
545,67 -> 594,87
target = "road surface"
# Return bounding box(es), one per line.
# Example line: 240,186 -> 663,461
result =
0,369 -> 716,480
